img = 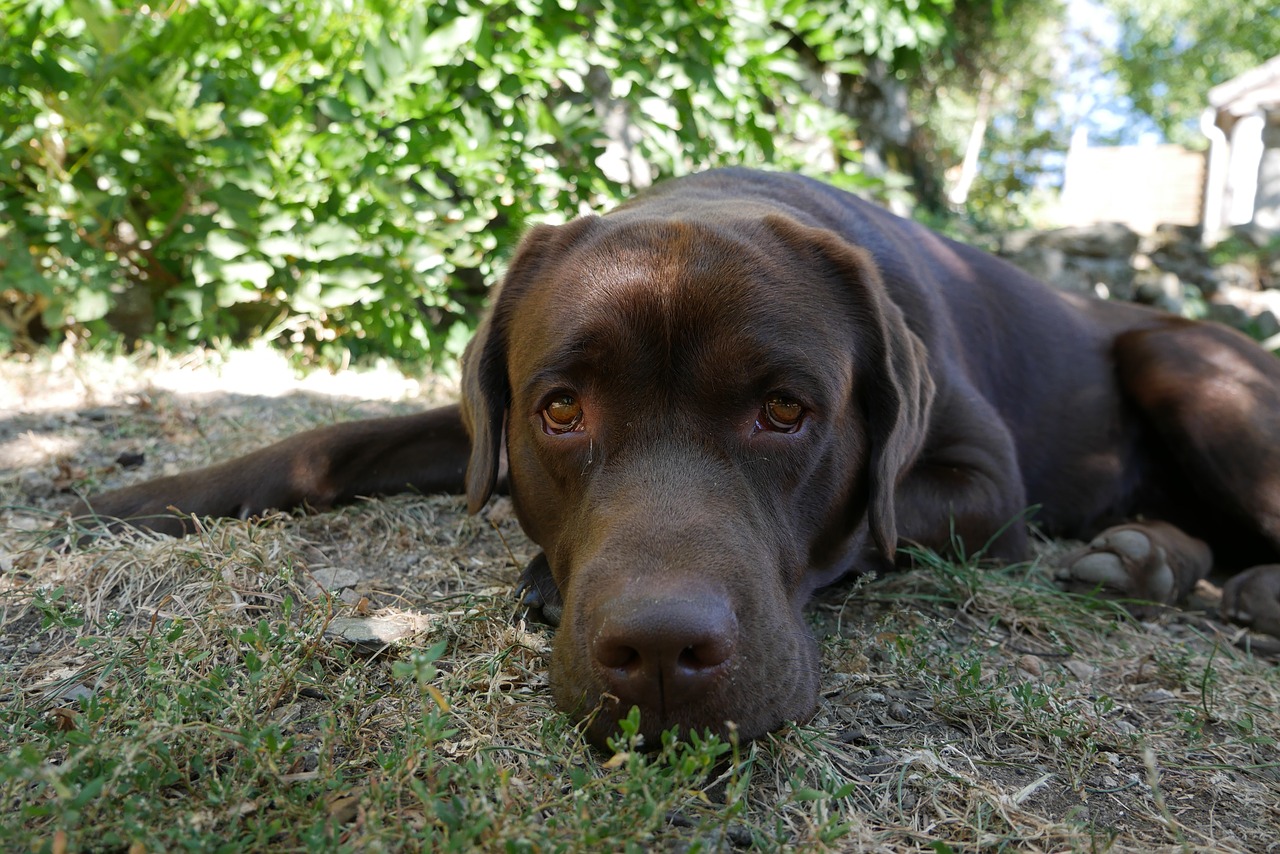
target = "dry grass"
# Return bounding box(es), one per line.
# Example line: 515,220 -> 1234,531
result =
3,348 -> 1279,852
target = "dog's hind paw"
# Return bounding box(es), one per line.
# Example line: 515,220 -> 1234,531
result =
1221,565 -> 1280,637
1056,521 -> 1212,612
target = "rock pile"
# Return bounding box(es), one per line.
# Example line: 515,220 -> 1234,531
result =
998,222 -> 1280,345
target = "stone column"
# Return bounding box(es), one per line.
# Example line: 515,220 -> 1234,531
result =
1253,111 -> 1280,232
1227,111 -> 1265,226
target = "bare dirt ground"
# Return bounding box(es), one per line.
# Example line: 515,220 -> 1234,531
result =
3,347 -> 1279,851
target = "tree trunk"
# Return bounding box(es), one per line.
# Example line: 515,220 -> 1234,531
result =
774,24 -> 944,211
947,71 -> 995,206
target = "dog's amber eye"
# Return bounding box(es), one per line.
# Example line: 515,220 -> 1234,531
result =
542,394 -> 584,433
761,396 -> 803,432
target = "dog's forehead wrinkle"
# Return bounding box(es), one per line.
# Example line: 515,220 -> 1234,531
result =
531,284 -> 847,413
515,216 -> 864,405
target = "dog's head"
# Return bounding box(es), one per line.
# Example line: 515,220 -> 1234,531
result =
461,208 -> 932,746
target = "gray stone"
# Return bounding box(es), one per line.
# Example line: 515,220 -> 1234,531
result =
324,612 -> 437,652
997,221 -> 1280,340
1214,262 -> 1260,291
1133,270 -> 1186,314
1036,222 -> 1140,258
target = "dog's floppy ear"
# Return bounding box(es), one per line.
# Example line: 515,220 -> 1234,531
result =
460,216 -> 600,513
459,306 -> 507,514
763,216 -> 934,560
860,285 -> 933,560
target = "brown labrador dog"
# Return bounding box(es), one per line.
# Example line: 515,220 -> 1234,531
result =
72,168 -> 1280,746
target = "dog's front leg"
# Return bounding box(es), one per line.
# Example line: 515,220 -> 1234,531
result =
70,404 -> 475,536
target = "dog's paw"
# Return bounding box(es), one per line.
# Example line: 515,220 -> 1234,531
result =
1056,521 -> 1212,610
516,552 -> 563,627
1221,565 -> 1280,637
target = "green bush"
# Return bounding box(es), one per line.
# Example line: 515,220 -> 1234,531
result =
8,1 -> 1052,363
2,0 -> 881,363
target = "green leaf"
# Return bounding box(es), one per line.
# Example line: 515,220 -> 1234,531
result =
236,108 -> 269,127
205,231 -> 250,261
421,14 -> 483,64
65,288 -> 110,323
257,234 -> 307,258
304,223 -> 363,261
219,259 -> 274,290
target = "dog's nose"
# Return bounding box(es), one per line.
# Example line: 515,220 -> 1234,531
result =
591,595 -> 738,710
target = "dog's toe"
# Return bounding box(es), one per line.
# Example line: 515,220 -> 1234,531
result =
1097,528 -> 1153,562
1061,549 -> 1139,591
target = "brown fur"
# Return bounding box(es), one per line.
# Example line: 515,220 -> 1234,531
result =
73,169 -> 1280,746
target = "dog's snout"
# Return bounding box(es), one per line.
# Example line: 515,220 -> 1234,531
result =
592,594 -> 738,710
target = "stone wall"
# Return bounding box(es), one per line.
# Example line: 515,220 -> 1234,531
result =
998,222 -> 1280,344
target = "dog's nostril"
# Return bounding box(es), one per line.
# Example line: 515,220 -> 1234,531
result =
596,642 -> 640,671
678,639 -> 731,671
